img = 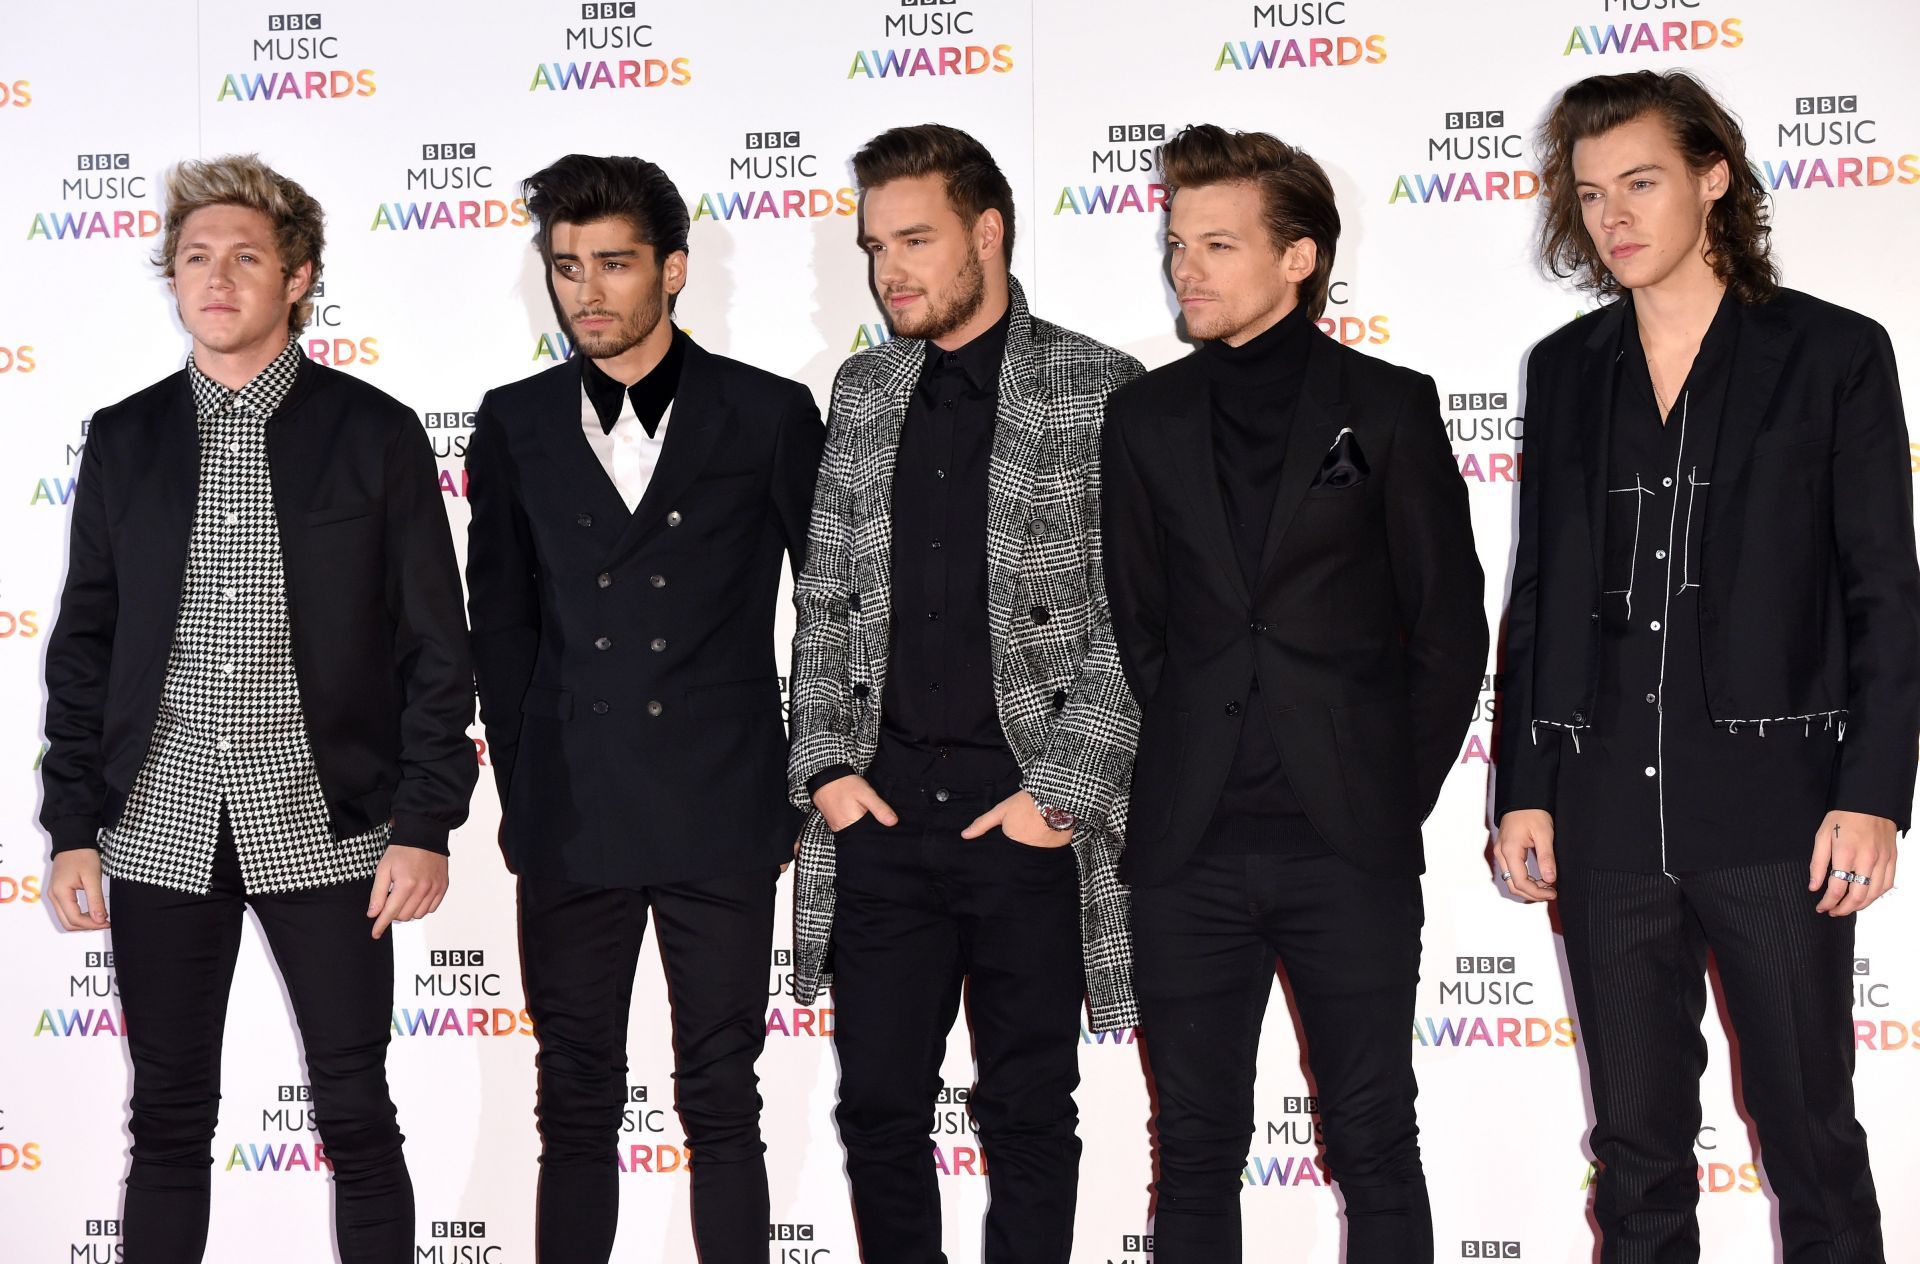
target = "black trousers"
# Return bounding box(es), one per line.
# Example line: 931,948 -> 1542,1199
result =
518,864 -> 778,1264
1558,860 -> 1882,1263
831,774 -> 1086,1264
1132,851 -> 1432,1264
108,825 -> 411,1264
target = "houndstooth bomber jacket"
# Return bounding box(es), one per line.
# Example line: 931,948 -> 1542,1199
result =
787,278 -> 1144,1030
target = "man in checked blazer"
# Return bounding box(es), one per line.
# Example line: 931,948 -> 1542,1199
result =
40,156 -> 474,1263
787,124 -> 1142,1263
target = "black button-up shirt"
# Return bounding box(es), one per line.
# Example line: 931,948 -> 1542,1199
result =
1556,292 -> 1838,872
1194,303 -> 1325,854
870,306 -> 1020,787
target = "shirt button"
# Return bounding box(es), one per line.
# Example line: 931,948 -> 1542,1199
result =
935,469 -> 947,480
933,787 -> 951,803
647,700 -> 664,717
597,572 -> 613,589
944,399 -> 955,410
650,574 -> 666,588
222,662 -> 235,676
1650,621 -> 1661,632
929,682 -> 942,693
1655,549 -> 1667,560
591,700 -> 611,715
1662,477 -> 1673,488
930,539 -> 943,550
667,510 -> 683,527
222,587 -> 236,600
225,512 -> 238,526
928,611 -> 941,621
1644,766 -> 1657,778
1646,693 -> 1657,704
650,637 -> 667,652
228,442 -> 240,455
218,738 -> 233,752
594,635 -> 614,651
1251,620 -> 1268,634
577,513 -> 594,528
1225,702 -> 1242,716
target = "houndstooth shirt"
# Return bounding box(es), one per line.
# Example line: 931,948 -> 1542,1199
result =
101,337 -> 390,894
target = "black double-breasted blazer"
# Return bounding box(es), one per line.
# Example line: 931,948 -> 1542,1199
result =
1103,331 -> 1488,883
465,337 -> 823,888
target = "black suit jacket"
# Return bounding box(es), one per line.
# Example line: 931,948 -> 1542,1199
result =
465,337 -> 823,888
1103,331 -> 1488,883
40,356 -> 477,854
1497,289 -> 1920,829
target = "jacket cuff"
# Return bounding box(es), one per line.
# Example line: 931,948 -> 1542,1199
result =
390,817 -> 451,856
48,819 -> 102,855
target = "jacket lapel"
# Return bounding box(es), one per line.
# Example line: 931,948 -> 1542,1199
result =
1578,301 -> 1627,593
1703,298 -> 1796,479
613,338 -> 728,562
1255,330 -> 1349,586
987,280 -> 1049,665
534,358 -> 631,539
849,325 -> 923,689
152,373 -> 202,590
1157,359 -> 1251,607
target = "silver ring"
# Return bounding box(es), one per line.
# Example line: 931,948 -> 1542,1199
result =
1854,874 -> 1872,886
1500,870 -> 1513,881
1831,868 -> 1856,882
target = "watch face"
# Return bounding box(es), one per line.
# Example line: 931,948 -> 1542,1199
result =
1041,806 -> 1074,831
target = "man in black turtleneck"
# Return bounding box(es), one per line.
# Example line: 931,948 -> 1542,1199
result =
1102,126 -> 1486,1264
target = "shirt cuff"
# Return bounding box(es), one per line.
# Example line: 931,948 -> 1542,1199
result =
806,764 -> 858,799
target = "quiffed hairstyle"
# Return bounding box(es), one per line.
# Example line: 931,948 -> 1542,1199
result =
155,154 -> 325,334
523,152 -> 690,265
851,123 -> 1016,264
1157,124 -> 1341,319
1539,70 -> 1778,304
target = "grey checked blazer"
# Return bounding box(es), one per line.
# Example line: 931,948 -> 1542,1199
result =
788,278 -> 1144,1031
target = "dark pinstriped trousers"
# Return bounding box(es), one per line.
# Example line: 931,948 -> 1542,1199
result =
1558,860 -> 1882,1264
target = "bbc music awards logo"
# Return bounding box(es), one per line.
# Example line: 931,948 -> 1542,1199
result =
528,3 -> 691,92
1561,0 -> 1741,56
217,1083 -> 333,1174
26,153 -> 158,242
1213,2 -> 1388,73
419,1219 -> 503,1263
767,948 -> 833,1037
67,1217 -> 120,1262
33,948 -> 124,1039
0,77 -> 29,107
619,1084 -> 691,1175
846,0 -> 1015,81
932,1083 -> 987,1177
1390,111 -> 1538,207
1755,95 -> 1918,192
1853,956 -> 1918,1053
1446,388 -> 1523,485
1316,281 -> 1389,348
1575,1120 -> 1760,1198
424,409 -> 476,500
1052,124 -> 1168,219
1412,954 -> 1577,1051
392,948 -> 532,1037
371,143 -> 529,233
215,12 -> 376,103
1243,1095 -> 1328,1189
0,1107 -> 45,1176
771,1223 -> 837,1263
689,131 -> 857,224
29,418 -> 88,509
301,281 -> 380,371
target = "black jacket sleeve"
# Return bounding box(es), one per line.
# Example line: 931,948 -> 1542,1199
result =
1494,352 -> 1561,820
39,425 -> 118,854
1100,397 -> 1169,707
463,395 -> 540,808
771,381 -> 826,583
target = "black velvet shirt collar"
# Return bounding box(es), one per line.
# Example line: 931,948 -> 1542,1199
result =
580,324 -> 687,437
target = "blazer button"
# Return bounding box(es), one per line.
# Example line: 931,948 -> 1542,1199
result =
650,637 -> 667,652
1225,702 -> 1242,716
933,787 -> 951,803
667,510 -> 683,527
1590,607 -> 1601,621
576,513 -> 594,528
650,574 -> 667,588
1571,709 -> 1587,724
848,592 -> 863,612
591,700 -> 610,715
594,636 -> 613,651
597,572 -> 613,589
1030,605 -> 1050,625
647,700 -> 664,717
1051,689 -> 1068,711
852,683 -> 870,700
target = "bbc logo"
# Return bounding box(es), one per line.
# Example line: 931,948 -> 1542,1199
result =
77,154 -> 130,171
430,949 -> 485,967
1282,1096 -> 1318,1114
583,2 -> 638,17
277,1085 -> 311,1102
1854,958 -> 1871,976
1448,392 -> 1510,411
1107,124 -> 1167,143
746,131 -> 803,150
1122,1235 -> 1156,1251
1795,95 -> 1858,116
84,951 -> 115,968
773,949 -> 792,967
84,1220 -> 122,1236
266,13 -> 323,30
1462,1243 -> 1521,1259
432,1222 -> 487,1239
421,143 -> 478,161
1456,956 -> 1517,975
628,1085 -> 649,1102
1445,110 -> 1506,130
769,1225 -> 816,1241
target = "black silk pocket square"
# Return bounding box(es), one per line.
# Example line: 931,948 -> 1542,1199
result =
1310,427 -> 1369,489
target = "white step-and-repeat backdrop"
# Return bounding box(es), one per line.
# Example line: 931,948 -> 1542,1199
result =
2,2 -> 1915,1260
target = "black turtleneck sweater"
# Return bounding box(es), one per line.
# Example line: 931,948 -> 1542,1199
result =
1196,302 -> 1327,855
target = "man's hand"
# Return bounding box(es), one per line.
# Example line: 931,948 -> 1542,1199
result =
48,849 -> 109,931
1494,810 -> 1559,902
963,791 -> 1069,849
367,845 -> 450,940
812,775 -> 898,833
1810,810 -> 1898,917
